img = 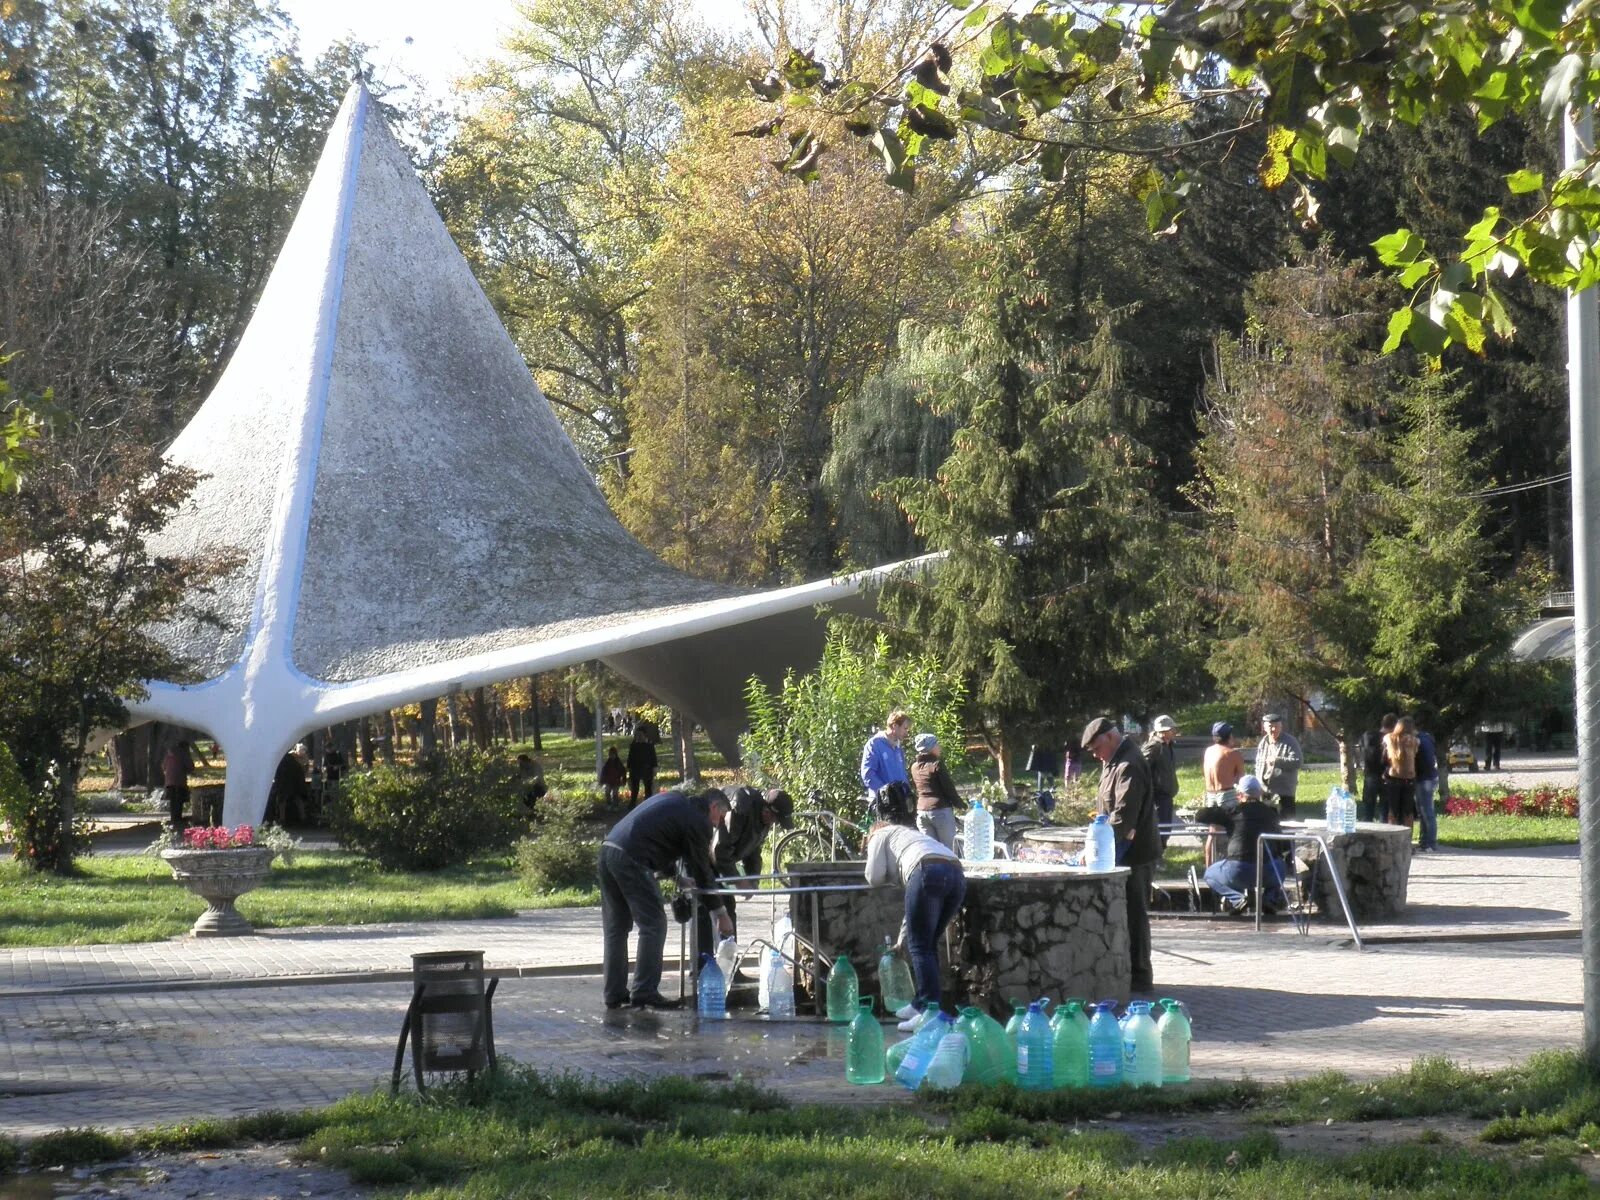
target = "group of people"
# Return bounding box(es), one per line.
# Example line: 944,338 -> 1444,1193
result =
596,726 -> 661,808
1358,713 -> 1441,852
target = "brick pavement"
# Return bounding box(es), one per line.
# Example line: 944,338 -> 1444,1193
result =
0,845 -> 1582,1136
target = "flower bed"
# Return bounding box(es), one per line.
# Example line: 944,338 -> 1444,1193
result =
1442,787 -> 1578,819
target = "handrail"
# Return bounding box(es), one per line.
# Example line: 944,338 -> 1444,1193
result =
1254,831 -> 1363,949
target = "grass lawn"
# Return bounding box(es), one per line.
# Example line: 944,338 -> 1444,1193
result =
0,852 -> 598,947
7,1053 -> 1599,1197
1437,814 -> 1579,848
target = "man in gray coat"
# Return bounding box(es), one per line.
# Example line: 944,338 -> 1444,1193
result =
1254,713 -> 1302,819
1140,715 -> 1180,849
1084,716 -> 1159,993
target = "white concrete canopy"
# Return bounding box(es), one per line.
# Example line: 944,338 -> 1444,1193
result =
132,83 -> 924,824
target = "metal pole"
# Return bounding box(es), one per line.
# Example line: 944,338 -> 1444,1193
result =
1567,108 -> 1600,1067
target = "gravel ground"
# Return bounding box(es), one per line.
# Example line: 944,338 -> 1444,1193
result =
0,1145 -> 364,1200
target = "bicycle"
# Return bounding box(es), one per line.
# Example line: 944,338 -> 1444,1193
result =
986,787 -> 1058,857
770,790 -> 868,872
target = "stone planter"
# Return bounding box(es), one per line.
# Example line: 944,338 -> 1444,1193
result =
160,847 -> 274,937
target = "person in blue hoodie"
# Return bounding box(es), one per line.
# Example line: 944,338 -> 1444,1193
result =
860,709 -> 913,826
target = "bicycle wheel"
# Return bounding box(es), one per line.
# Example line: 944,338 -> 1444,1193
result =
772,826 -> 832,872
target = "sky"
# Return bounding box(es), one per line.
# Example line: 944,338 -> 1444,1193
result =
276,0 -> 752,102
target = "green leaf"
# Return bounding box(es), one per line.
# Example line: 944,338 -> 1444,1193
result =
1398,259 -> 1434,288
1540,53 -> 1585,122
1407,308 -> 1448,356
1443,300 -> 1487,354
1382,306 -> 1414,354
1325,124 -> 1360,168
1262,53 -> 1321,125
1506,169 -> 1545,194
1040,142 -> 1065,182
1483,286 -> 1517,339
1289,133 -> 1327,179
1373,228 -> 1425,267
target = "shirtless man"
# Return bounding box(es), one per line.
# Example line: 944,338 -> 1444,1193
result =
1201,722 -> 1246,866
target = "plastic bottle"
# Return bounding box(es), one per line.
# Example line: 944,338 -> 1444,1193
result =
1004,1002 -> 1027,1055
955,1007 -> 1013,1086
923,1028 -> 970,1089
715,935 -> 739,984
894,1011 -> 954,1089
846,997 -> 886,1084
1087,1001 -> 1122,1087
1085,814 -> 1116,872
763,949 -> 795,1019
826,954 -> 859,1023
1051,1000 -> 1091,1089
878,936 -> 916,1016
773,912 -> 795,956
1342,787 -> 1358,833
1157,999 -> 1192,1084
1324,785 -> 1343,832
1016,1000 -> 1054,1091
964,799 -> 994,862
1120,1000 -> 1163,1087
886,1035 -> 912,1079
696,953 -> 727,1020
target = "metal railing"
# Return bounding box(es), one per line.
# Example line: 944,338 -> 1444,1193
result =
1254,831 -> 1363,949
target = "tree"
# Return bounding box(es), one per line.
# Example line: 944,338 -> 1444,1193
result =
0,431 -> 228,872
1191,248 -> 1393,764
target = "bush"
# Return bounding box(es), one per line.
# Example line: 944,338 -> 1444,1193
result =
515,789 -> 600,893
330,747 -> 522,871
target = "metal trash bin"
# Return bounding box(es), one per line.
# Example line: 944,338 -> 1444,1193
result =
391,950 -> 499,1093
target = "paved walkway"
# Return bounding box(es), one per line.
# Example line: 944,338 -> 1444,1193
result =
0,846 -> 1582,1137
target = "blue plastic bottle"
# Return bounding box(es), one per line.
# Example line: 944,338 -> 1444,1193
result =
697,953 -> 727,1020
1087,1001 -> 1122,1087
1120,1000 -> 1163,1087
894,1011 -> 955,1090
1016,1000 -> 1054,1091
1086,814 -> 1116,872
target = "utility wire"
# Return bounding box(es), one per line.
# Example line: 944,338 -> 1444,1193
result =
1471,471 -> 1572,499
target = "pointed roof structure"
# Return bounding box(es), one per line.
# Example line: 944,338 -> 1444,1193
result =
132,84 -> 924,823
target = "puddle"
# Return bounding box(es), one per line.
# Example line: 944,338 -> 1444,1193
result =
0,1164 -> 147,1199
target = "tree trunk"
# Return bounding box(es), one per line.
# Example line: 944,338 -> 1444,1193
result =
471,687 -> 491,750
531,677 -> 543,752
419,698 -> 438,760
1339,736 -> 1357,793
994,737 -> 1013,790
444,693 -> 461,748
358,718 -> 374,767
569,682 -> 593,739
673,709 -> 698,782
109,725 -> 155,788
381,711 -> 397,764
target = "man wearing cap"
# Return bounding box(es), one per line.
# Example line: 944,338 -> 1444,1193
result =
600,785 -> 734,1010
1194,774 -> 1287,915
695,785 -> 794,957
1254,713 -> 1303,819
1140,716 -> 1181,849
1083,717 -> 1161,993
908,732 -> 964,849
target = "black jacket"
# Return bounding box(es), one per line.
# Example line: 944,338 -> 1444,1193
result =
1140,735 -> 1179,802
605,791 -> 725,911
626,740 -> 657,774
1096,736 -> 1161,867
1193,796 -> 1283,864
712,786 -> 768,876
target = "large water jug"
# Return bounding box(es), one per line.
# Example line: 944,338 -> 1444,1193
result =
1085,814 -> 1116,872
923,1029 -> 970,1089
715,935 -> 739,984
1004,1002 -> 1027,1054
1017,1001 -> 1054,1091
894,1011 -> 954,1089
1121,1000 -> 1163,1087
963,800 -> 994,862
826,954 -> 859,1023
955,1007 -> 1013,1086
878,936 -> 916,1016
697,954 -> 727,1020
1323,786 -> 1343,831
886,1036 -> 912,1078
1157,998 -> 1192,1083
773,912 -> 795,955
846,997 -> 886,1084
1052,1000 -> 1091,1088
763,949 -> 795,1018
1087,1001 -> 1122,1087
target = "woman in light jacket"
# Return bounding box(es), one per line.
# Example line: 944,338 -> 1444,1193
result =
864,821 -> 965,1024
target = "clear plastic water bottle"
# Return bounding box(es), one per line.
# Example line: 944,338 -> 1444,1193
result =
826,954 -> 859,1023
764,949 -> 795,1019
1120,1000 -> 1162,1087
697,953 -> 727,1020
1342,787 -> 1357,832
878,936 -> 916,1016
964,799 -> 994,862
894,1011 -> 954,1089
1017,1000 -> 1054,1091
715,935 -> 739,984
1157,998 -> 1192,1084
846,997 -> 886,1084
1086,814 -> 1116,872
923,1028 -> 970,1089
1324,785 -> 1344,832
1087,1001 -> 1122,1087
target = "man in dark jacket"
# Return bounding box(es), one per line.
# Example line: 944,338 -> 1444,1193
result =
1140,715 -> 1180,850
695,786 -> 794,955
1359,714 -> 1396,823
600,787 -> 733,1010
626,730 -> 658,809
1084,716 -> 1160,992
1194,774 -> 1286,914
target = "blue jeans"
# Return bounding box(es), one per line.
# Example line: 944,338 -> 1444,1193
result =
599,844 -> 668,1005
1416,778 -> 1438,849
904,858 -> 966,1005
1204,857 -> 1287,908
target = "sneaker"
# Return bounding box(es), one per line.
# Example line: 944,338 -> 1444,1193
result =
1221,897 -> 1248,916
630,993 -> 682,1010
605,999 -> 628,1010
895,1003 -> 919,1021
897,1013 -> 924,1032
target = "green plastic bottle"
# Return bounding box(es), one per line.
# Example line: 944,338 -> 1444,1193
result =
1051,1000 -> 1091,1088
1004,1002 -> 1027,1055
877,936 -> 916,1016
1157,999 -> 1192,1084
846,997 -> 886,1084
956,1006 -> 1013,1086
1051,997 -> 1087,1032
826,954 -> 859,1023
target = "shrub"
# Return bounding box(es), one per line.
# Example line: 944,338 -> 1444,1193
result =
515,789 -> 600,893
1443,786 -> 1578,818
330,747 -> 522,870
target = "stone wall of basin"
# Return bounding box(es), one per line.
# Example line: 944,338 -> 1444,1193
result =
783,861 -> 1131,1017
1297,822 -> 1412,921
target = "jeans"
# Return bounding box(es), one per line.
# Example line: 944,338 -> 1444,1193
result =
1205,857 -> 1287,907
904,858 -> 966,1005
1416,778 -> 1438,849
599,844 -> 668,1005
1126,861 -> 1154,987
916,807 -> 957,850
